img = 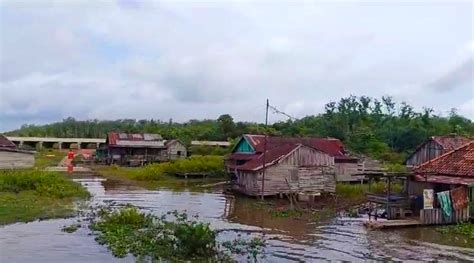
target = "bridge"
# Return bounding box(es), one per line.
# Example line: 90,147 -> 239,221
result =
6,136 -> 106,150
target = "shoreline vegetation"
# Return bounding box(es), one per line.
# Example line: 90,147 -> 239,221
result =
0,170 -> 89,225
93,155 -> 228,190
34,149 -> 66,168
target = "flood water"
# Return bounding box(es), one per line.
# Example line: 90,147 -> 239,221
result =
1,174 -> 473,262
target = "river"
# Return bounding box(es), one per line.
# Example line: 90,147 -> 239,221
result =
1,174 -> 473,262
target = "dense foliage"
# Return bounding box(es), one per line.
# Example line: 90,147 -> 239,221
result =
88,206 -> 265,262
6,96 -> 473,163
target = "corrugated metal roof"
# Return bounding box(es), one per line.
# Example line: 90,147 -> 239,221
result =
228,144 -> 303,171
413,174 -> 474,186
241,134 -> 353,158
107,132 -> 165,148
0,134 -> 17,148
413,141 -> 474,178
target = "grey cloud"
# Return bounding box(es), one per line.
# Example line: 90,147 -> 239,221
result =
430,58 -> 474,92
1,1 -> 473,131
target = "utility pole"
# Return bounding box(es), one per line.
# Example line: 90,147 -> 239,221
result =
261,99 -> 269,200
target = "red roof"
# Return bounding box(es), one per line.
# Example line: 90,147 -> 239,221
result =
413,141 -> 474,178
228,144 -> 301,171
431,135 -> 471,150
242,134 -> 351,158
0,135 -> 16,148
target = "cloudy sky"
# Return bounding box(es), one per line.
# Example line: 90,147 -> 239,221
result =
1,0 -> 473,132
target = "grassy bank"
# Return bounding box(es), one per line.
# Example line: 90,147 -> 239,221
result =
34,150 -> 66,168
0,170 -> 89,225
95,156 -> 227,189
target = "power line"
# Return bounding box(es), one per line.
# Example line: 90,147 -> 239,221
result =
268,104 -> 298,121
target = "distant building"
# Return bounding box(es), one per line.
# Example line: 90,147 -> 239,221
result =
0,134 -> 35,169
164,139 -> 188,160
226,134 -> 339,197
104,132 -> 186,166
405,135 -> 471,167
191,141 -> 231,147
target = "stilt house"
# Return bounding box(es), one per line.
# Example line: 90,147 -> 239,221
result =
410,140 -> 474,223
226,135 -> 337,196
104,132 -> 187,166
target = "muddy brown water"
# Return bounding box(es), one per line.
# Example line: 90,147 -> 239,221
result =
1,174 -> 473,262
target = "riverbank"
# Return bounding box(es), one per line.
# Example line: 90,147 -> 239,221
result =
0,170 -> 89,225
93,155 -> 228,190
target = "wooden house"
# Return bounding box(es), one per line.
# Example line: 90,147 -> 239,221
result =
405,135 -> 471,167
226,134 -> 359,182
103,133 -> 187,166
410,141 -> 474,223
164,139 -> 187,160
0,135 -> 34,169
226,135 -> 336,197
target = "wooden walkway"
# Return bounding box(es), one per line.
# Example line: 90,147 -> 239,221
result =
364,219 -> 421,229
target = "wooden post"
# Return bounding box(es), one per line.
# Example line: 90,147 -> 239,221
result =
387,177 -> 391,219
260,99 -> 269,200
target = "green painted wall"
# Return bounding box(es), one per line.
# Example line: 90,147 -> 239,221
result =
234,138 -> 254,153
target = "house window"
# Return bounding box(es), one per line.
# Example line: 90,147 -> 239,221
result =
177,151 -> 182,156
236,160 -> 247,165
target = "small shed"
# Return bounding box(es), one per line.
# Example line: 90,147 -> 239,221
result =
405,135 -> 471,167
0,135 -> 35,169
164,139 -> 187,160
226,135 -> 336,197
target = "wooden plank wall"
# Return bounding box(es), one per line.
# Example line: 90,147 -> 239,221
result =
0,151 -> 35,169
420,207 -> 470,225
167,141 -> 187,160
406,140 -> 444,166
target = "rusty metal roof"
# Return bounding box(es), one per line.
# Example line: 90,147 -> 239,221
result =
0,134 -> 16,148
107,132 -> 165,148
413,174 -> 474,186
241,134 -> 354,159
228,144 -> 303,171
413,141 -> 474,178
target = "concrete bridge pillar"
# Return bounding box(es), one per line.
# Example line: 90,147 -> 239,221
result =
36,141 -> 43,150
19,141 -> 24,148
77,142 -> 81,150
96,142 -> 101,149
58,142 -> 63,151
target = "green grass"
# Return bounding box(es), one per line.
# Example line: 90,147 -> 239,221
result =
0,170 -> 89,225
34,150 -> 66,168
437,223 -> 474,240
95,156 -> 227,190
336,181 -> 403,200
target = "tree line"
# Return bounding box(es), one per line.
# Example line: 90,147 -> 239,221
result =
6,96 -> 473,163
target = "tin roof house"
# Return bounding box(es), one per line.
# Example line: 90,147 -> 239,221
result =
226,134 -> 346,197
104,132 -> 186,166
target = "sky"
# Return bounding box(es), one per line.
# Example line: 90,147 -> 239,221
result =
0,0 -> 473,132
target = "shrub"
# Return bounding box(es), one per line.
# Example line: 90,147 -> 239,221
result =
0,170 -> 89,199
89,206 -> 265,261
131,156 -> 225,181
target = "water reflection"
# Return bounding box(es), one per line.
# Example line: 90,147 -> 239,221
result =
1,174 -> 473,262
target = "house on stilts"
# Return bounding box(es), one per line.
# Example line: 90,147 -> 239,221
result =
225,134 -> 340,197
